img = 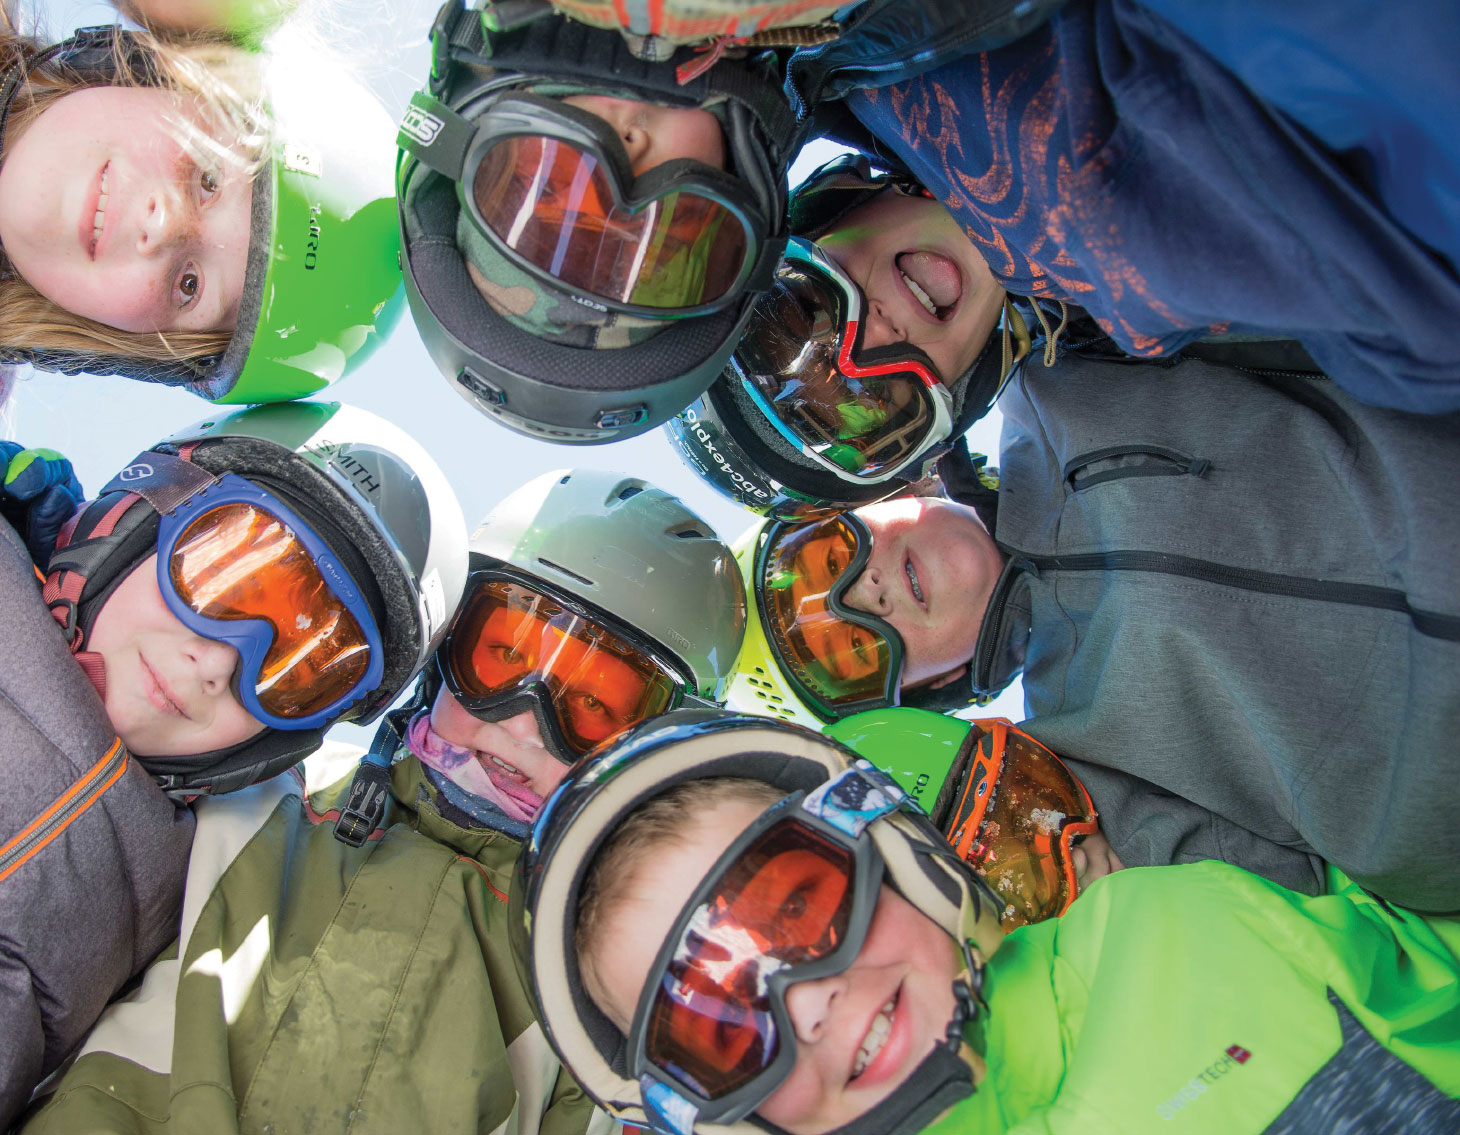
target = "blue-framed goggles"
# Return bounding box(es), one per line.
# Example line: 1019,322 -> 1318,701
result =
154,473 -> 384,731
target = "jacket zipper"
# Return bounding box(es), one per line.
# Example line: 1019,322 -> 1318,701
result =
1001,548 -> 1460,642
0,740 -> 129,884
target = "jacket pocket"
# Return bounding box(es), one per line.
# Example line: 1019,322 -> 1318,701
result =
1063,445 -> 1211,492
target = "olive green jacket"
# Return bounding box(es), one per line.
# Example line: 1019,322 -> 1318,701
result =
23,744 -> 607,1135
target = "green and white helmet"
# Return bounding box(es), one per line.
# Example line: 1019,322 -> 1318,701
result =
470,468 -> 746,701
4,27 -> 403,402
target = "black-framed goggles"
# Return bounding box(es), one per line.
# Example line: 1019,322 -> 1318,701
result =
754,512 -> 906,719
399,89 -> 768,318
629,764 -> 909,1126
733,238 -> 955,485
439,566 -> 707,762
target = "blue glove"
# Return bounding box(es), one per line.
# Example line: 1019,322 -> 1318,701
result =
0,442 -> 85,568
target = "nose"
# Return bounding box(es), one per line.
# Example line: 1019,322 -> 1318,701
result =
784,973 -> 848,1046
185,634 -> 239,696
137,184 -> 190,256
494,707 -> 550,748
844,565 -> 890,616
860,300 -> 907,351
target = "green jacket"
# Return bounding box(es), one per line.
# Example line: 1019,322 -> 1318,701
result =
928,862 -> 1460,1134
23,744 -> 607,1135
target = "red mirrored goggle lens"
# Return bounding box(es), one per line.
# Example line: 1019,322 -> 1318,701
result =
472,135 -> 748,309
645,818 -> 856,1099
740,265 -> 941,477
759,516 -> 896,708
168,503 -> 372,719
948,725 -> 1097,928
447,579 -> 677,753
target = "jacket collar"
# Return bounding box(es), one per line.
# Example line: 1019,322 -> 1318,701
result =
970,556 -> 1035,698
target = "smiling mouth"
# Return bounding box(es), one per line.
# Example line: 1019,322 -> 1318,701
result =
852,993 -> 899,1079
89,161 -> 111,259
479,749 -> 530,785
905,558 -> 925,605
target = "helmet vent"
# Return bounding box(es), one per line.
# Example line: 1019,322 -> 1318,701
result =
616,485 -> 644,501
670,522 -> 709,539
537,557 -> 594,587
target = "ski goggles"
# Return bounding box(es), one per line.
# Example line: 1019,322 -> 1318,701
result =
440,568 -> 697,758
629,768 -> 899,1124
945,720 -> 1098,929
413,90 -> 765,318
733,238 -> 954,484
754,513 -> 904,719
157,474 -> 385,732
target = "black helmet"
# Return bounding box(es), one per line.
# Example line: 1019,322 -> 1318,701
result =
396,0 -> 801,444
665,154 -> 1028,516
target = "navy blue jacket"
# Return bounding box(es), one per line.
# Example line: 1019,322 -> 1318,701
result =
842,0 -> 1460,414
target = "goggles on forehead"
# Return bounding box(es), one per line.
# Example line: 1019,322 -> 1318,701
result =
157,474 -> 385,732
945,720 -> 1099,929
405,89 -> 766,318
629,764 -> 908,1125
440,568 -> 703,761
733,238 -> 955,485
754,513 -> 904,720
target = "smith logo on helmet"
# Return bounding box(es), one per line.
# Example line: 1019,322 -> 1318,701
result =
305,440 -> 381,496
400,105 -> 444,146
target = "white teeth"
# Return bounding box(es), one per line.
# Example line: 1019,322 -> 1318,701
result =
901,270 -> 937,316
852,998 -> 897,1078
905,559 -> 925,604
91,166 -> 109,252
486,752 -> 522,776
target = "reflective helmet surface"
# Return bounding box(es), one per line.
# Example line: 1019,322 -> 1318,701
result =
470,468 -> 745,700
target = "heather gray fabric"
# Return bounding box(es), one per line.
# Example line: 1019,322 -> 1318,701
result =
0,519 -> 194,1126
989,350 -> 1460,911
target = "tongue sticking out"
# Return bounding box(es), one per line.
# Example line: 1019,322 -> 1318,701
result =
896,251 -> 964,318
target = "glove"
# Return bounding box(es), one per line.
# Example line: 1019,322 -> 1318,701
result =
0,442 -> 84,568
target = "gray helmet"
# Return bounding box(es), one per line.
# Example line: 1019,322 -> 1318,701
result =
47,401 -> 469,793
470,468 -> 745,699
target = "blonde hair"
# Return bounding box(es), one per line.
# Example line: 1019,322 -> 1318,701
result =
0,7 -> 268,371
575,776 -> 785,1023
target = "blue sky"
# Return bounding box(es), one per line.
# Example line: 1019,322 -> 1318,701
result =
21,0 -> 1023,741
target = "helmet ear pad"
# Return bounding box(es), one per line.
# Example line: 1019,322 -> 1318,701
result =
184,437 -> 415,723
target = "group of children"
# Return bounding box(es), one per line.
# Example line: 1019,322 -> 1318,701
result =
0,0 -> 1457,1132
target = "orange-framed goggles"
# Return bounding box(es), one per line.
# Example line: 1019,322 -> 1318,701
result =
944,719 -> 1098,928
440,567 -> 699,760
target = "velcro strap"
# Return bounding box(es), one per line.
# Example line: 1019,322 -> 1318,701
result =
99,450 -> 218,516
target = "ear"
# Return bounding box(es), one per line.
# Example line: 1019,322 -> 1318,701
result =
927,663 -> 969,690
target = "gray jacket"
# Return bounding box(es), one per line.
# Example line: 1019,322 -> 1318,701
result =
0,520 -> 194,1126
982,350 -> 1460,911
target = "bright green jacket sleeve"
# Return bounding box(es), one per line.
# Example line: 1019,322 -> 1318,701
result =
926,862 -> 1460,1134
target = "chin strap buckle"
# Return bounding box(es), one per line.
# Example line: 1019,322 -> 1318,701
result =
334,711 -> 408,847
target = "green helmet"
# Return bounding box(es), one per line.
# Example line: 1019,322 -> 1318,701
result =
6,29 -> 402,401
824,706 -> 974,818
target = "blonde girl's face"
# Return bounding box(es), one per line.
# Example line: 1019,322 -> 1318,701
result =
0,86 -> 253,335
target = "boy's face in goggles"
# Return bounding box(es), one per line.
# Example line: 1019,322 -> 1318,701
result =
439,569 -> 699,765
587,795 -> 963,1135
815,191 -> 1004,391
757,498 -> 999,718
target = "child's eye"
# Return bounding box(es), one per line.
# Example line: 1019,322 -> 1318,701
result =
200,168 -> 220,197
176,266 -> 202,308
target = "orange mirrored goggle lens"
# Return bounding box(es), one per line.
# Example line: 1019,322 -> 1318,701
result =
449,579 -> 677,753
646,820 -> 854,1099
168,503 -> 372,719
951,727 -> 1098,928
759,516 -> 894,707
472,135 -> 748,309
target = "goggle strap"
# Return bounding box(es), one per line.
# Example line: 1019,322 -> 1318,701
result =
99,451 -> 219,517
640,1076 -> 700,1135
398,90 -> 476,179
801,760 -> 906,838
